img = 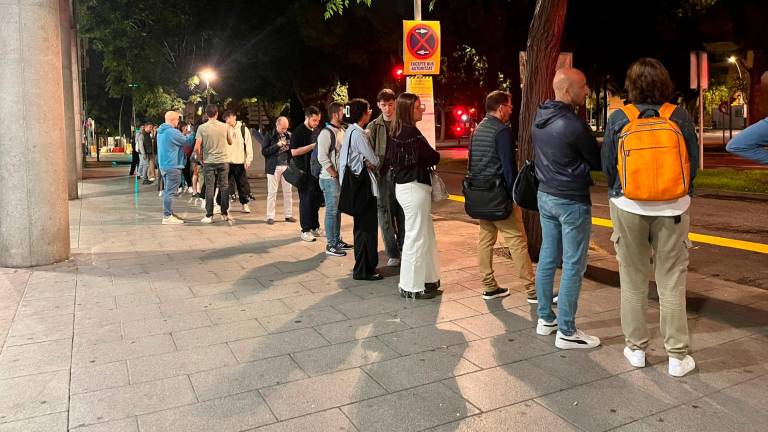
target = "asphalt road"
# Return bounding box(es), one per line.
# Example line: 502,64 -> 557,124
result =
435,149 -> 768,290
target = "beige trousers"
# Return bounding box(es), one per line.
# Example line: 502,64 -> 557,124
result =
477,206 -> 536,295
609,202 -> 691,359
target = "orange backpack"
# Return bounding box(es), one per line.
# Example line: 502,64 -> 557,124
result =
617,103 -> 691,201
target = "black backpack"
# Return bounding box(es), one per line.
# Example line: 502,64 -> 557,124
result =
512,159 -> 539,211
310,127 -> 337,178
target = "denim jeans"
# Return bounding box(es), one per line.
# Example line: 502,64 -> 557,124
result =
535,191 -> 592,336
319,177 -> 341,247
160,168 -> 182,217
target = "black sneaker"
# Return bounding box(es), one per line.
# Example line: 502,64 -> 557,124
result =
400,288 -> 438,299
482,288 -> 510,300
325,245 -> 346,257
337,240 -> 353,250
424,281 -> 441,292
285,217 -> 296,223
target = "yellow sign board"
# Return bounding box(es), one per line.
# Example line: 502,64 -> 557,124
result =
403,20 -> 441,75
406,76 -> 436,147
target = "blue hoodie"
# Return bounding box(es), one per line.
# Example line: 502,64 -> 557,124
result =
157,123 -> 195,170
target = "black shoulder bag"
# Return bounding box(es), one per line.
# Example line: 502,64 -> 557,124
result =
338,129 -> 373,217
512,159 -> 539,211
462,135 -> 512,221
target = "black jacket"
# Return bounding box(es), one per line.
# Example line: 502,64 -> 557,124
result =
388,125 -> 440,186
532,100 -> 601,204
261,129 -> 292,175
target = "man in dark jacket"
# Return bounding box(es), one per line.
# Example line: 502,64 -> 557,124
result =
532,67 -> 601,350
468,90 -> 537,303
261,117 -> 295,225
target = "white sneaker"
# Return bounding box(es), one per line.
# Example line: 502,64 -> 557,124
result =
387,258 -> 401,267
624,347 -> 646,368
221,214 -> 234,222
668,355 -> 695,377
161,215 -> 184,225
242,203 -> 251,213
200,216 -> 213,224
310,228 -> 322,237
536,318 -> 558,335
555,329 -> 601,349
300,231 -> 316,242
187,187 -> 194,194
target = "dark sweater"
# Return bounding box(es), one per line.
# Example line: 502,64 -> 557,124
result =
290,123 -> 314,172
387,125 -> 440,186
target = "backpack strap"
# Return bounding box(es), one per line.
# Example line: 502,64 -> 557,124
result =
658,102 -> 677,120
619,104 -> 641,121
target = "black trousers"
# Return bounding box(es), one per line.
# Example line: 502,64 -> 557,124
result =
228,163 -> 250,204
353,200 -> 379,278
298,176 -> 321,232
129,150 -> 140,175
182,158 -> 192,188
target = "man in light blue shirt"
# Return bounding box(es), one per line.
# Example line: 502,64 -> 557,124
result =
157,111 -> 195,224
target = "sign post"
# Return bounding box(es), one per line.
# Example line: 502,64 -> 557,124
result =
406,76 -> 436,147
690,51 -> 708,170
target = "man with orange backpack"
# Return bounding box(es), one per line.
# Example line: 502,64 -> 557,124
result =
602,58 -> 699,377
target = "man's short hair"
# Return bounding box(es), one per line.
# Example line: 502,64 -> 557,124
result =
329,102 -> 344,116
485,91 -> 512,112
377,89 -> 396,102
305,106 -> 320,118
347,99 -> 370,124
222,110 -> 236,120
625,58 -> 674,105
205,104 -> 219,118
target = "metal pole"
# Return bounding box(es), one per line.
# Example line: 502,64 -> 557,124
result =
414,0 -> 421,20
698,52 -> 704,170
206,79 -> 211,104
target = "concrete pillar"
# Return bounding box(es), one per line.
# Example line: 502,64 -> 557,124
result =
0,0 -> 70,267
60,0 -> 78,199
72,32 -> 83,181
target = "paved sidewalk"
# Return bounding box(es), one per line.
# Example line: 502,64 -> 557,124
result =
1,171 -> 767,432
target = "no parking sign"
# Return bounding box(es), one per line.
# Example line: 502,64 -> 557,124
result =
403,20 -> 441,75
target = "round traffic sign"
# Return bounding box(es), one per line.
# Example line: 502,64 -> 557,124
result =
406,24 -> 439,60
718,101 -> 729,114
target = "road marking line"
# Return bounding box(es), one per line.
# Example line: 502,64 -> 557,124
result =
446,195 -> 768,254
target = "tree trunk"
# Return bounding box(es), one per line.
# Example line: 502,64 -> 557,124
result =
748,49 -> 767,125
517,0 -> 568,262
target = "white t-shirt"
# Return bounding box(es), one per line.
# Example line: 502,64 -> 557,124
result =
610,195 -> 690,216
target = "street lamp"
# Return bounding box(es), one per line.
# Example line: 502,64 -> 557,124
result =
199,68 -> 216,104
728,56 -> 743,79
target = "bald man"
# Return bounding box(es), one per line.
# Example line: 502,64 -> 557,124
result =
261,116 -> 294,224
531,67 -> 602,349
157,111 -> 196,224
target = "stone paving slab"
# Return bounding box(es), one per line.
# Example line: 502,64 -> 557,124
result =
1,173 -> 767,431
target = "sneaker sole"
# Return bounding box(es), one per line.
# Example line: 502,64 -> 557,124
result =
482,292 -> 510,300
325,251 -> 346,257
162,221 -> 184,225
555,338 -> 600,350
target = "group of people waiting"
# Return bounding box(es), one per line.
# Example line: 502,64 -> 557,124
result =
467,58 -> 699,378
148,56 -> 714,378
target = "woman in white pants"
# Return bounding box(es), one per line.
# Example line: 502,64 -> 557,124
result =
387,93 -> 441,299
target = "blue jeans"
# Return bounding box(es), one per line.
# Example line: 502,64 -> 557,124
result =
535,191 -> 592,336
319,177 -> 341,247
161,168 -> 182,217
726,118 -> 768,164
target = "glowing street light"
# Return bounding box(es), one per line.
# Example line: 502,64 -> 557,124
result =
728,56 -> 743,80
199,68 -> 217,104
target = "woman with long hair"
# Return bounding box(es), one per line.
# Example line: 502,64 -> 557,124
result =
387,93 -> 441,299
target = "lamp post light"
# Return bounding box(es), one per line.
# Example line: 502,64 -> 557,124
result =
728,56 -> 743,80
199,68 -> 216,104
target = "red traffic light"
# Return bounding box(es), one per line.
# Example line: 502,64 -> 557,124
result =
393,66 -> 404,79
453,106 -> 466,118
453,125 -> 465,137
